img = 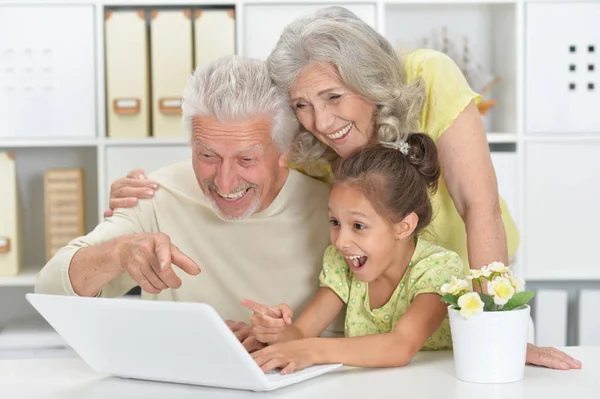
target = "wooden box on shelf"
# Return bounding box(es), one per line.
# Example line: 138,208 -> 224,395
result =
44,169 -> 86,261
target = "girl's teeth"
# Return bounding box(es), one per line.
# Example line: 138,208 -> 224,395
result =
351,258 -> 360,267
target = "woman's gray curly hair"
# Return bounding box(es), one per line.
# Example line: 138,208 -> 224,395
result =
266,6 -> 425,177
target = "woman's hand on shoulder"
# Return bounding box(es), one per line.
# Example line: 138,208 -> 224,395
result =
104,169 -> 159,218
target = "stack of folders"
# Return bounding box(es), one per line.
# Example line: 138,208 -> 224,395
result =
105,8 -> 236,139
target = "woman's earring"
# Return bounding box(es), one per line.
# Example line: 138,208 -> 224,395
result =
395,236 -> 400,241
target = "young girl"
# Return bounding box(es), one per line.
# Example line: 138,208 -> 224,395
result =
242,133 -> 470,374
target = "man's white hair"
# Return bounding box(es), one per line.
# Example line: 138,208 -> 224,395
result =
182,56 -> 299,152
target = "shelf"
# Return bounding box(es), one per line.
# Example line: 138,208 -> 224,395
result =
487,133 -> 517,144
385,0 -> 516,4
243,0 -> 373,4
103,137 -> 191,146
0,135 -> 515,146
0,138 -> 98,148
525,135 -> 600,142
72,0 -> 237,5
0,266 -> 40,287
524,270 -> 600,282
0,317 -> 69,351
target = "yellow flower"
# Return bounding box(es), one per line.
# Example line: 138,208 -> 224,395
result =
457,292 -> 485,319
441,276 -> 469,295
487,277 -> 515,306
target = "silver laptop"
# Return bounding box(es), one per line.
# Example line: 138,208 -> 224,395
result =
25,293 -> 342,391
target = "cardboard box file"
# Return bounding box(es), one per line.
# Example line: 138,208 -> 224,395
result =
0,152 -> 21,276
105,10 -> 150,138
194,8 -> 236,69
150,9 -> 193,138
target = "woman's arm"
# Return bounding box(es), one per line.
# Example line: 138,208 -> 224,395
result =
252,293 -> 447,372
436,107 -> 583,370
436,101 -> 508,270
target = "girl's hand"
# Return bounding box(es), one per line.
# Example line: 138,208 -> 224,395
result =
104,169 -> 159,218
251,339 -> 317,374
241,299 -> 294,344
526,344 -> 582,370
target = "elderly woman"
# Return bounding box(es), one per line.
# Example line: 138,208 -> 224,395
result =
106,6 -> 579,370
266,7 -> 518,273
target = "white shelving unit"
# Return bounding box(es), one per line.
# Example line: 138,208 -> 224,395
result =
0,0 -> 522,284
0,0 -> 522,283
0,267 -> 39,287
1,0 -> 599,345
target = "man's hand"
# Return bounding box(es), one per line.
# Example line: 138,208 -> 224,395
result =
225,320 -> 266,353
117,232 -> 200,294
241,299 -> 294,344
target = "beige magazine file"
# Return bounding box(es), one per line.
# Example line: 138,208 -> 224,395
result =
0,152 -> 21,277
105,10 -> 150,138
44,169 -> 85,261
150,9 -> 193,138
194,8 -> 236,69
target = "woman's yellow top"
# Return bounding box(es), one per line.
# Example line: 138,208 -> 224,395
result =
404,49 -> 519,267
291,48 -> 520,269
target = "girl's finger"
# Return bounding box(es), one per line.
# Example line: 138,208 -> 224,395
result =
281,361 -> 296,375
261,357 -> 286,373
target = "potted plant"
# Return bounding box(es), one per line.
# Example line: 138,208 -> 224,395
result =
441,262 -> 535,384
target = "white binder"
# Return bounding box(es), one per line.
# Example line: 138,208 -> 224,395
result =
0,152 -> 21,277
150,9 -> 193,138
105,10 -> 150,138
194,8 -> 236,69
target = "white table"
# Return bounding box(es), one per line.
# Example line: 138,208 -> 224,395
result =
0,346 -> 597,398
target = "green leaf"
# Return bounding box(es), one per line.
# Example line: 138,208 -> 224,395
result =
502,291 -> 536,311
440,294 -> 459,309
478,293 -> 495,311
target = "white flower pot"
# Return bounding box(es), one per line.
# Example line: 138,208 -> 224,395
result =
448,304 -> 530,384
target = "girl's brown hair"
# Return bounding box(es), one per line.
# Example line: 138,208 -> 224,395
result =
331,133 -> 440,234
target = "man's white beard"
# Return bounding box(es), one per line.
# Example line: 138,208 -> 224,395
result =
206,192 -> 261,221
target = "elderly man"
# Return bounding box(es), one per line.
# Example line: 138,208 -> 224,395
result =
35,57 -> 333,345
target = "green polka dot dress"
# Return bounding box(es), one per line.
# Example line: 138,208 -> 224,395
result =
318,237 -> 470,351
